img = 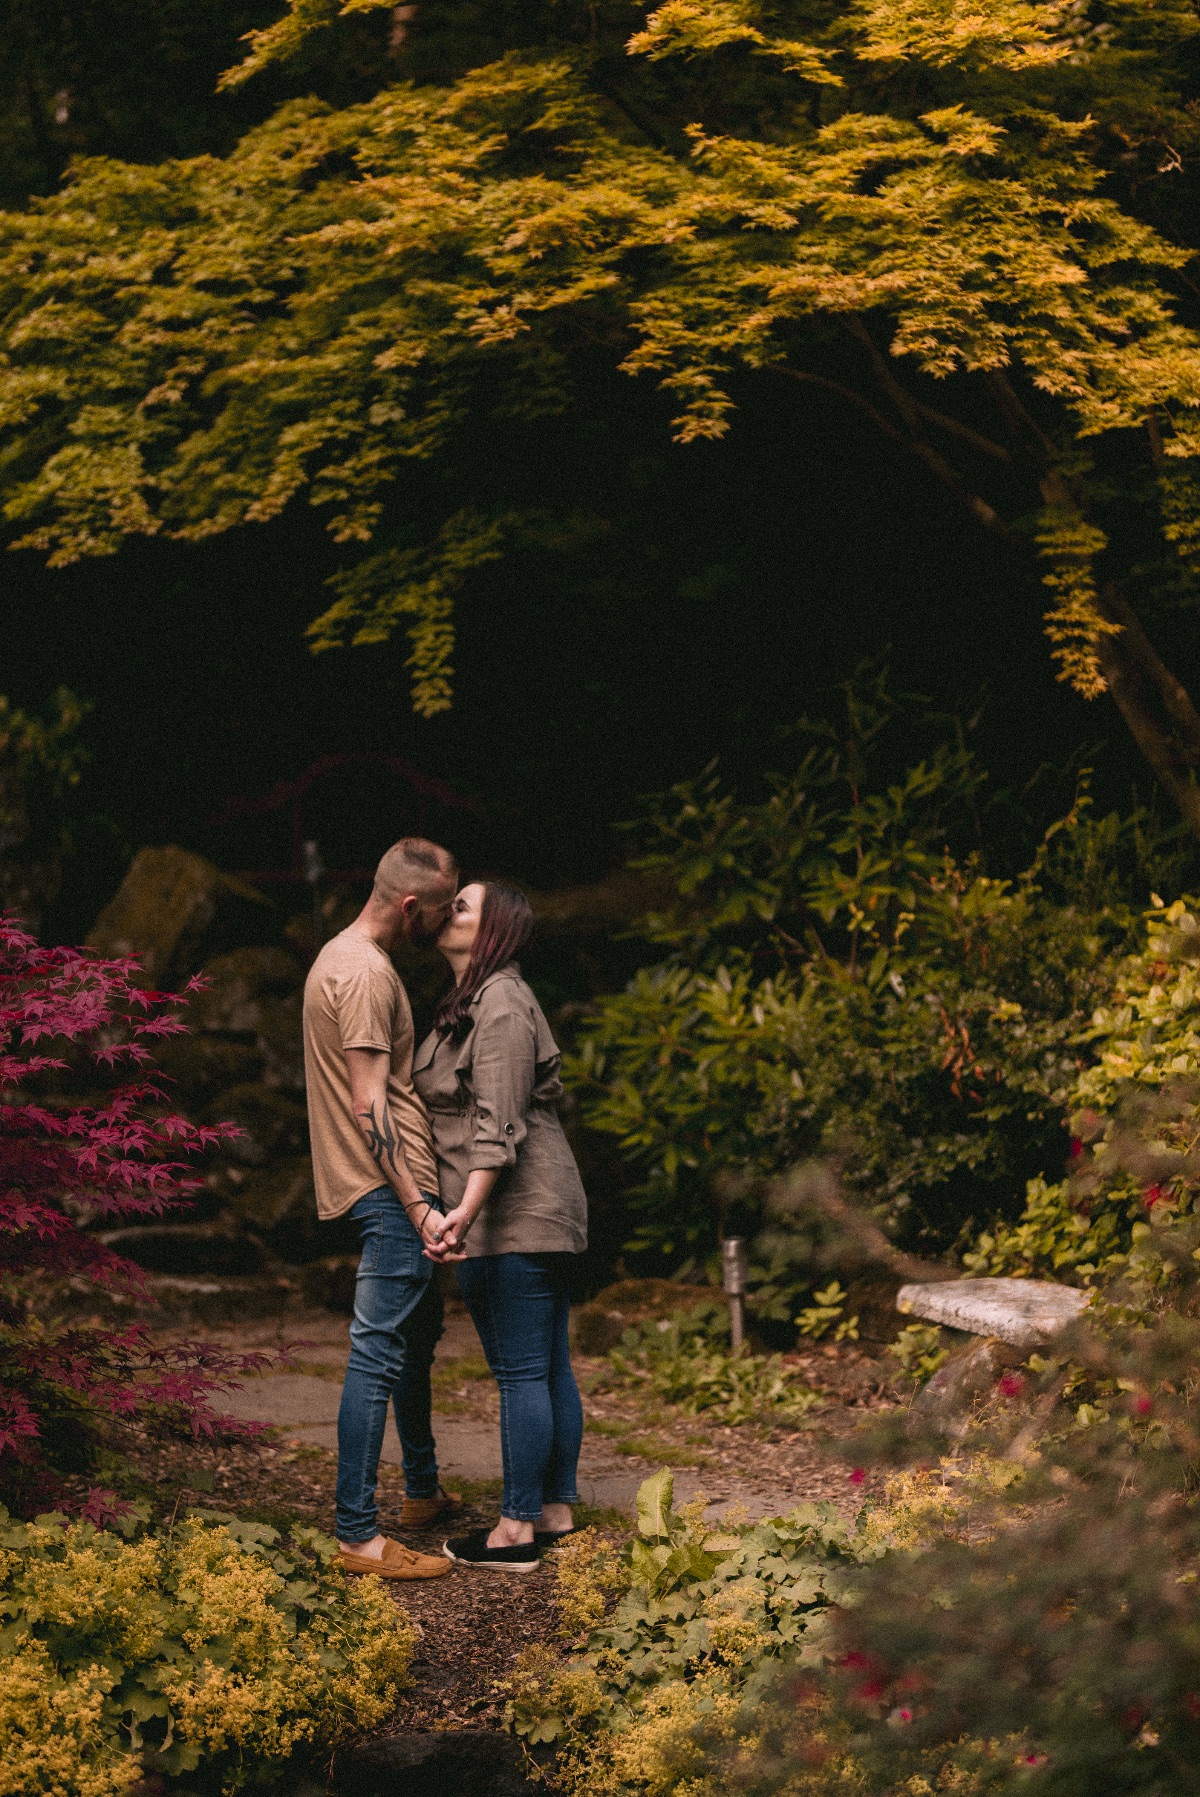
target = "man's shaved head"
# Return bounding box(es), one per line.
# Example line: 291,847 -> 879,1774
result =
372,838 -> 458,903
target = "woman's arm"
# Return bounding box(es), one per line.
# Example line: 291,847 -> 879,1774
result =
426,1167 -> 499,1259
425,996 -> 537,1260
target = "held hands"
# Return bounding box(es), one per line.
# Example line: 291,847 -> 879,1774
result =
422,1203 -> 474,1262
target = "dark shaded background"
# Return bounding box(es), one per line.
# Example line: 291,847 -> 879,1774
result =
0,1 -> 1167,945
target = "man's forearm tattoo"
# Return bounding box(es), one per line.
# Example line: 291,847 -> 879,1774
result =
359,1103 -> 403,1183
357,1102 -> 430,1220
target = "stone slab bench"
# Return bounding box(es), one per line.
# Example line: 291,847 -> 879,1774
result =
896,1276 -> 1091,1349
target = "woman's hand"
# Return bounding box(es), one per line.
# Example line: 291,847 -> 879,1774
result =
422,1168 -> 499,1262
424,1203 -> 473,1261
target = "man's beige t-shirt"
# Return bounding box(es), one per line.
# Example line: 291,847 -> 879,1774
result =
302,930 -> 438,1220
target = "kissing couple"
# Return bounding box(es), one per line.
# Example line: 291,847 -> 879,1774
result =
301,837 -> 588,1576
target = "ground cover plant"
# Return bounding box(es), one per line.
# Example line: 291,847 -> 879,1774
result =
0,1504 -> 414,1797
0,914 -> 270,1515
596,1301 -> 821,1427
502,1467 -> 875,1792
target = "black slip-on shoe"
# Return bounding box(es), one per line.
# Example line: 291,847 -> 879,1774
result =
442,1529 -> 540,1573
533,1528 -> 577,1549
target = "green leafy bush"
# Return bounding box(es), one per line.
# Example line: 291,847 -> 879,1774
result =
569,687 -> 1169,1275
966,896 -> 1200,1285
0,1507 -> 414,1797
503,1469 -> 871,1791
597,1304 -> 820,1427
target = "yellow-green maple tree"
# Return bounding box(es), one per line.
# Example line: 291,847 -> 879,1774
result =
2,0 -> 1200,817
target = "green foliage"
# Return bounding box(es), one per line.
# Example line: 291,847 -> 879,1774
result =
569,689 -> 1159,1267
0,687 -> 88,925
0,1505 -> 414,1797
794,1281 -> 858,1343
1,0 -> 1199,726
966,894 -> 1200,1283
502,1468 -> 870,1788
887,1321 -> 950,1385
597,1302 -> 820,1425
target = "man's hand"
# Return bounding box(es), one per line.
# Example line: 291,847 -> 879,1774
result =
423,1204 -> 472,1262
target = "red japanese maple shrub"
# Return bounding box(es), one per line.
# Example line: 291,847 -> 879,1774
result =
0,915 -> 274,1514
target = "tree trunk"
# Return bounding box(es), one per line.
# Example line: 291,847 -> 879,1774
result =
1095,586 -> 1200,838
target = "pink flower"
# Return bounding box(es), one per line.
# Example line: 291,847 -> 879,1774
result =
1144,1184 -> 1163,1208
998,1373 -> 1025,1398
1133,1394 -> 1153,1416
849,1467 -> 866,1485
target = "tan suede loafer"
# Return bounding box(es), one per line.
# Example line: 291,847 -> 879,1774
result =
400,1486 -> 464,1529
339,1538 -> 451,1580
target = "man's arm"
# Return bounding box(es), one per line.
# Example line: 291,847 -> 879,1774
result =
345,1047 -> 439,1242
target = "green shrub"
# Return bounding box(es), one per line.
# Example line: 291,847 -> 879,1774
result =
503,1469 -> 872,1792
0,1507 -> 414,1797
568,686 -> 1170,1273
597,1304 -> 820,1426
966,896 -> 1200,1285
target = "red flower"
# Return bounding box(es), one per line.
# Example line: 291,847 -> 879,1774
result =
998,1373 -> 1025,1398
1133,1393 -> 1153,1417
1144,1184 -> 1163,1208
1069,1138 -> 1083,1159
849,1466 -> 866,1485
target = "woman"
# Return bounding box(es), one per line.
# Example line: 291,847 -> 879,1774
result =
413,881 -> 588,1572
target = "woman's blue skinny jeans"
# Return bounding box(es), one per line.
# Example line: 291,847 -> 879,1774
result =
456,1252 -> 583,1522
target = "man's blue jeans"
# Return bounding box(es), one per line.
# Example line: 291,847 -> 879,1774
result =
335,1188 -> 443,1544
456,1253 -> 583,1522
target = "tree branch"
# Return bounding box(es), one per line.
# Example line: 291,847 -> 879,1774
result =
841,318 -> 1020,543
775,364 -> 907,444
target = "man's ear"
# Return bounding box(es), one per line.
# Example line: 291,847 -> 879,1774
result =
398,893 -> 420,919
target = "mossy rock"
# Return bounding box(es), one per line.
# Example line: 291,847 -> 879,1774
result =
571,1277 -> 716,1355
224,1156 -> 324,1262
206,1083 -> 309,1165
87,845 -> 272,987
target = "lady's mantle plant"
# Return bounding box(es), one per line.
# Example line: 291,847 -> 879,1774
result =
0,914 -> 268,1514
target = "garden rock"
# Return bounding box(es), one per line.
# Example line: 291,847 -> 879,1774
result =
98,1223 -> 270,1278
189,946 -> 307,1090
897,1276 -> 1091,1348
224,1156 -> 323,1261
300,1254 -> 361,1312
911,1335 -> 1022,1424
87,845 -> 271,986
334,1730 -> 540,1797
206,1083 -> 309,1165
155,1032 -> 266,1102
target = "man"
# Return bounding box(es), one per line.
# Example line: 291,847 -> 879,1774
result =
303,836 -> 460,1579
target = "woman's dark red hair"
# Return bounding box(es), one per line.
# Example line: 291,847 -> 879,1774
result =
434,882 -> 534,1040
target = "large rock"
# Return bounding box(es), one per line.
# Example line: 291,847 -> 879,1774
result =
155,1035 -> 266,1105
223,1157 -> 323,1263
88,847 -> 271,988
205,1083 -> 309,1166
911,1335 -> 1022,1425
334,1730 -> 540,1797
897,1276 -> 1090,1349
189,947 -> 306,1090
98,1223 -> 269,1278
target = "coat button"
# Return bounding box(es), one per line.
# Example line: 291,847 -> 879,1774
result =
504,1123 -> 514,1135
